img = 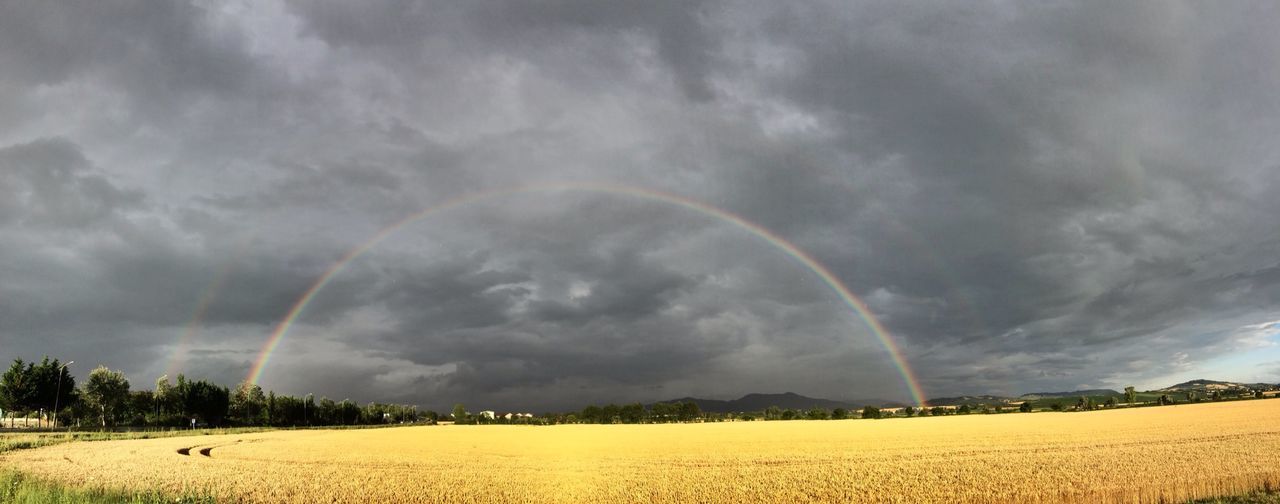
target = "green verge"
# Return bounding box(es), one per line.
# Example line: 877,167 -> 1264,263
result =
1188,492 -> 1280,503
0,469 -> 214,503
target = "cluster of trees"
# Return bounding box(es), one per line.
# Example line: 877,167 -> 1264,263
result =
0,357 -> 421,428
573,402 -> 703,424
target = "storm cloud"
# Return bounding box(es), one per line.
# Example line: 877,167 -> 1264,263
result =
2,1 -> 1279,411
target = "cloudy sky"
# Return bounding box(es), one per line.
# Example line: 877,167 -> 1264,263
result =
2,1 -> 1279,411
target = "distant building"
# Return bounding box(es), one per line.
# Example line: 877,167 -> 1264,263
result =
479,410 -> 495,420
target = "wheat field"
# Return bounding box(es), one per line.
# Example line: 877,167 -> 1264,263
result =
3,399 -> 1280,503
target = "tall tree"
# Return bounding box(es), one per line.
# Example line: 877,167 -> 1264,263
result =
1124,386 -> 1137,404
82,366 -> 131,427
155,375 -> 175,417
31,357 -> 76,428
0,359 -> 36,428
183,379 -> 230,426
230,381 -> 267,425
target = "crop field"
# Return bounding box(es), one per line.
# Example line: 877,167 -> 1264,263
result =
3,399 -> 1280,503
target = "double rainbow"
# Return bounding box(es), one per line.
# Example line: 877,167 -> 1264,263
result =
243,182 -> 927,406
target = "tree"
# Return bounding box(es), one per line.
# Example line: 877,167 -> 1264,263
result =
155,375 -> 175,418
619,403 -> 645,424
230,381 -> 267,425
1124,386 -> 1137,404
904,406 -> 916,417
1050,402 -> 1063,411
861,406 -> 880,419
764,405 -> 781,421
82,366 -> 130,427
832,408 -> 848,420
806,407 -> 830,420
1158,394 -> 1173,406
29,357 -> 76,428
1019,401 -> 1033,413
678,401 -> 701,422
958,404 -> 972,414
930,406 -> 945,416
0,359 -> 36,428
452,403 -> 467,423
183,379 -> 230,426
1104,397 -> 1116,408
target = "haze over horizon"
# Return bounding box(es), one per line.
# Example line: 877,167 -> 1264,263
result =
2,1 -> 1279,412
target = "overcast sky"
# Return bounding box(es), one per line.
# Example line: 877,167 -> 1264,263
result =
2,1 -> 1279,411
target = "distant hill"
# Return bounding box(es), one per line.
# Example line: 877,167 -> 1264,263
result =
925,395 -> 1013,406
654,392 -> 899,413
1019,389 -> 1121,400
1158,379 -> 1277,392
639,379 -> 1280,414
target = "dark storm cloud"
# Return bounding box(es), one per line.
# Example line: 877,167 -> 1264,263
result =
2,1 -> 1279,410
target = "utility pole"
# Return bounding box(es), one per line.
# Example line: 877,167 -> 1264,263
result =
53,361 -> 73,429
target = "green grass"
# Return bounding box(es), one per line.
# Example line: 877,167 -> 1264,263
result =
0,469 -> 213,503
1188,491 -> 1280,503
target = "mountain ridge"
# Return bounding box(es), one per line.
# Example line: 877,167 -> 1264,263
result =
644,379 -> 1280,412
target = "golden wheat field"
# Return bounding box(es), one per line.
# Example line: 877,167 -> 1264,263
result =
4,399 -> 1280,503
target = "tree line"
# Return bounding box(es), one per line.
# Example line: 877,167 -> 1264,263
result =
0,357 -> 421,428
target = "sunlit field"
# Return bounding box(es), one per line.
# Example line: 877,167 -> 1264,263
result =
1,400 -> 1278,503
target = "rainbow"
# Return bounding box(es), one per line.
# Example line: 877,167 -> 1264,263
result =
167,235 -> 253,378
245,182 -> 927,406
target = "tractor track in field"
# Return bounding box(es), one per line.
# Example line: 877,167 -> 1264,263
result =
177,439 -> 244,458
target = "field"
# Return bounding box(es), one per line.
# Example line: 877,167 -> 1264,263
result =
3,400 -> 1280,503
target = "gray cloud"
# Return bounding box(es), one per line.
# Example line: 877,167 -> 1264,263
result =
2,1 -> 1279,411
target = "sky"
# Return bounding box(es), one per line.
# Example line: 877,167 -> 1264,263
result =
2,1 -> 1279,412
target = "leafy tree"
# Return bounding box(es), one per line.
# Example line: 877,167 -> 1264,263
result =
806,408 -> 830,420
0,359 -> 36,428
452,403 -> 468,423
1124,386 -> 1137,404
678,401 -> 701,422
1158,394 -> 1173,406
1104,397 -> 1116,408
183,378 -> 230,426
30,357 -> 76,427
619,403 -> 645,424
831,408 -> 848,420
958,404 -> 972,414
650,402 -> 674,423
1050,402 -> 1063,411
930,406 -> 946,416
155,375 -> 176,418
1211,390 -> 1222,401
230,381 -> 267,425
861,406 -> 880,419
82,366 -> 130,427
764,405 -> 781,421
1019,401 -> 1033,413
904,406 -> 916,417
601,404 -> 621,424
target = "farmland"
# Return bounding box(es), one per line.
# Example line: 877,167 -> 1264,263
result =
3,399 -> 1280,503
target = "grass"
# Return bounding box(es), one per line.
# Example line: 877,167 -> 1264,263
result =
0,469 -> 213,503
1189,491 -> 1280,503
